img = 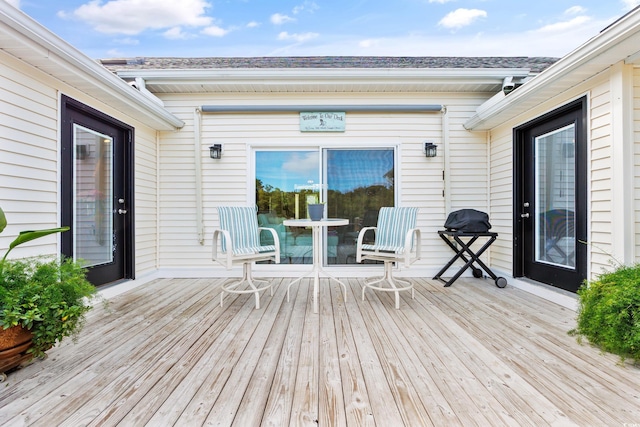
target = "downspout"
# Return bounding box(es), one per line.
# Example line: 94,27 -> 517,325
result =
442,107 -> 451,214
155,130 -> 161,269
133,77 -> 165,107
486,130 -> 492,266
194,108 -> 205,245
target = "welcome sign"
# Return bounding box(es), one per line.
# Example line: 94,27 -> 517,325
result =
300,112 -> 346,132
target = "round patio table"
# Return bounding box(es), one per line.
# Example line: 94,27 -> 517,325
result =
283,218 -> 349,313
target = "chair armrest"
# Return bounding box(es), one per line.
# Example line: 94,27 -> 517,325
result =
212,228 -> 234,269
356,226 -> 377,263
258,227 -> 281,263
403,227 -> 421,267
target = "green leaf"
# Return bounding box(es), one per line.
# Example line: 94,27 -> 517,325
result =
9,227 -> 70,250
0,207 -> 6,234
2,226 -> 70,263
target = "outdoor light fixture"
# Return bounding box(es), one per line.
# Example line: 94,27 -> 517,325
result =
76,144 -> 88,160
209,144 -> 222,159
424,142 -> 437,158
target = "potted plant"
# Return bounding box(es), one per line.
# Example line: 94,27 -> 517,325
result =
0,206 -> 96,375
569,261 -> 640,364
308,203 -> 325,221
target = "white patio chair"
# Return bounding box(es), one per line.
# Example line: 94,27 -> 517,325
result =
212,206 -> 280,309
356,207 -> 421,309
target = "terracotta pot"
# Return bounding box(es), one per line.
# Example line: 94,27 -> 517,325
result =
0,325 -> 33,351
0,326 -> 34,378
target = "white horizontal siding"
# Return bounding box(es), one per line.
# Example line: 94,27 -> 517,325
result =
0,53 -> 60,258
157,93 -> 491,269
488,131 -> 514,274
588,79 -> 613,276
0,49 -> 160,279
133,130 -> 160,276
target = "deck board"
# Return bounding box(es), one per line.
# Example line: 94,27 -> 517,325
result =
1,276 -> 640,426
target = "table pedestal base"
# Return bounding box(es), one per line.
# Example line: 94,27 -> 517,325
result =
284,222 -> 347,313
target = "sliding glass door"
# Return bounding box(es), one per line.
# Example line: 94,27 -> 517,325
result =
255,147 -> 395,265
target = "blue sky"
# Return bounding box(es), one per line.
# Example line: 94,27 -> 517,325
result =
5,0 -> 639,59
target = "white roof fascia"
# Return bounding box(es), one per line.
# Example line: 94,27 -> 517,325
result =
464,7 -> 640,131
116,68 -> 533,88
0,3 -> 184,130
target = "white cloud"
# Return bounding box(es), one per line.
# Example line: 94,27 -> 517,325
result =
271,13 -> 296,25
66,0 -> 212,35
277,31 -> 318,42
622,0 -> 640,10
247,21 -> 260,28
202,25 -> 229,37
537,15 -> 592,33
164,27 -> 190,40
429,0 -> 454,3
438,8 -> 487,30
293,1 -> 319,14
359,39 -> 375,48
115,37 -> 140,45
565,6 -> 586,15
263,12 -> 610,58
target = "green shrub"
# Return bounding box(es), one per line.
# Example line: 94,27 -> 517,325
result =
1,256 -> 97,358
570,264 -> 640,362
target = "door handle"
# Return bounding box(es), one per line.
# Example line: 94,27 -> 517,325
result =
520,213 -> 530,218
118,209 -> 128,215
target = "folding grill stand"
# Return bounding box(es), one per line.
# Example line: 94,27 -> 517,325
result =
433,230 -> 507,288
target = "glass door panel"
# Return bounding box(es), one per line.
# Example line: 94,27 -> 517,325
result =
74,125 -> 113,267
255,148 -> 395,265
256,150 -> 320,264
534,124 -> 576,268
326,149 -> 394,264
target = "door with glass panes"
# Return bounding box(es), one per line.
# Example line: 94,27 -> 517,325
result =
61,96 -> 133,286
515,98 -> 587,292
255,148 -> 394,265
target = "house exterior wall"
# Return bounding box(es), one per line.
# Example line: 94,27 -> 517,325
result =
589,76 -> 614,274
486,60 -> 639,280
0,50 -> 60,258
0,50 -> 160,277
155,92 -> 491,274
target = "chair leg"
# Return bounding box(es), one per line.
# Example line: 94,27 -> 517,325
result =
362,261 -> 414,309
221,263 -> 272,309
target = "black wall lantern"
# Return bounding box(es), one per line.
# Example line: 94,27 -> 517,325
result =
209,144 -> 222,159
76,144 -> 88,160
424,142 -> 437,158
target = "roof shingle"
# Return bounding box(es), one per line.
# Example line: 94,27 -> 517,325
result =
99,56 -> 559,74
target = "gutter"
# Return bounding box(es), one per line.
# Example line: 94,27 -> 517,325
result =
117,68 -> 533,82
464,6 -> 640,131
0,2 -> 184,130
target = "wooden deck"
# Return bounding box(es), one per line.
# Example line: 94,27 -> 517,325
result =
1,276 -> 639,426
